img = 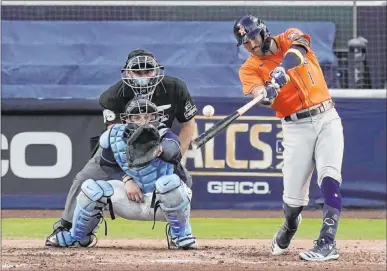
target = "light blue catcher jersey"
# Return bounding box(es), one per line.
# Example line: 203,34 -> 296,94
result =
100,124 -> 175,193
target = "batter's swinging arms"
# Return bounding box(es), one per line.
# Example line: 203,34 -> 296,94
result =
233,15 -> 344,261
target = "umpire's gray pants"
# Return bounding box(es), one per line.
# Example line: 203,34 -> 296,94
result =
61,147 -> 193,223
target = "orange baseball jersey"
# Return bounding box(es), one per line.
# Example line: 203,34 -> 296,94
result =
239,28 -> 331,118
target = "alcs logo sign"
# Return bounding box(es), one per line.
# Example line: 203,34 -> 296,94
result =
1,132 -> 72,179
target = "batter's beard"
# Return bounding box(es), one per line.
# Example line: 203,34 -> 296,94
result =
252,47 -> 264,57
252,41 -> 275,57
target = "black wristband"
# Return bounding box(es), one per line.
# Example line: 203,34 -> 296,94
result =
122,175 -> 129,184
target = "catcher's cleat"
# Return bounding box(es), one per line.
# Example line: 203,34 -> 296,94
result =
170,235 -> 197,250
45,226 -> 71,247
271,214 -> 302,255
166,223 -> 197,250
299,238 -> 339,261
45,218 -> 100,248
45,227 -> 96,248
45,220 -> 71,247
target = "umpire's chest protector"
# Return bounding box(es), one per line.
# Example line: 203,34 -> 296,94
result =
109,124 -> 174,193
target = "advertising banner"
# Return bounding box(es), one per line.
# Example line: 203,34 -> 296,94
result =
1,98 -> 386,209
182,113 -> 286,209
1,114 -> 104,208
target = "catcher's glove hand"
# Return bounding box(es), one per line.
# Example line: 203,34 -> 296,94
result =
126,124 -> 162,168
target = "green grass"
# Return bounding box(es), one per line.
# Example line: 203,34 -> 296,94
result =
1,217 -> 385,240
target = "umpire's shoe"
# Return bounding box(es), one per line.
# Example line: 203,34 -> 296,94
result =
271,214 -> 302,255
299,238 -> 339,261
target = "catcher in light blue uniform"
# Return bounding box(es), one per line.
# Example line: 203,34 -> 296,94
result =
50,98 -> 197,250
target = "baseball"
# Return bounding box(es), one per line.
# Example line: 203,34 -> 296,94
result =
202,105 -> 215,117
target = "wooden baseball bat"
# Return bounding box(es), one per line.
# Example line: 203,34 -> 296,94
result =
191,74 -> 290,149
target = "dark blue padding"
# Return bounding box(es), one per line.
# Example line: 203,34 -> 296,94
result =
2,20 -> 337,98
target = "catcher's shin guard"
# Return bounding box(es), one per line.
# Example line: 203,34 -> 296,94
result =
154,174 -> 196,249
71,179 -> 114,247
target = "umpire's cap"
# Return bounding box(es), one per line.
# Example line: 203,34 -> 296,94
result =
124,49 -> 163,70
127,49 -> 155,61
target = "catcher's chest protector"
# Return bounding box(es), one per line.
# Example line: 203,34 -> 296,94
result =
109,124 -> 174,193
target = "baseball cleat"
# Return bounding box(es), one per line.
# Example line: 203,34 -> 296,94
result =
165,223 -> 197,250
170,234 -> 197,250
45,220 -> 72,247
299,238 -> 339,261
45,227 -> 66,247
45,228 -> 96,248
271,214 -> 302,255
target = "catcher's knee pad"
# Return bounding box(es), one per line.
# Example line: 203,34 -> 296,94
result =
155,174 -> 192,238
70,179 -> 114,246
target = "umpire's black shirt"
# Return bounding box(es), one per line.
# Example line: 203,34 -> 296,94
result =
99,76 -> 198,128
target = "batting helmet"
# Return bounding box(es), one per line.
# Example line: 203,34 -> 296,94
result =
233,15 -> 272,53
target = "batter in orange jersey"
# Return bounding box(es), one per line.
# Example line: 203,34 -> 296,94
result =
233,15 -> 345,262
239,27 -> 331,118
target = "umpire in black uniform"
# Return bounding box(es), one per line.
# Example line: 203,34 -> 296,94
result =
45,49 -> 198,246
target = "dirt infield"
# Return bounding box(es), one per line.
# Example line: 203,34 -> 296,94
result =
2,209 -> 386,270
2,239 -> 386,271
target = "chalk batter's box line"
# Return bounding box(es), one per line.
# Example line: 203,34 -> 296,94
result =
190,171 -> 283,177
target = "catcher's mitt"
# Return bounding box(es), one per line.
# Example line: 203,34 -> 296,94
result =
126,124 -> 162,168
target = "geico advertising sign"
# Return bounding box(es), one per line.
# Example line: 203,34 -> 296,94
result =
1,132 -> 72,179
182,115 -> 284,178
207,181 -> 270,195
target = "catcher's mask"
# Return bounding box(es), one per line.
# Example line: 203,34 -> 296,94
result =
120,98 -> 164,137
121,49 -> 164,99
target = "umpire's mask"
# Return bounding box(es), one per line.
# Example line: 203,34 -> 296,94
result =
121,50 -> 164,99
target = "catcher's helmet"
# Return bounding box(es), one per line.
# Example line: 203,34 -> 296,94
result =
120,98 -> 164,133
233,15 -> 272,53
121,49 -> 164,99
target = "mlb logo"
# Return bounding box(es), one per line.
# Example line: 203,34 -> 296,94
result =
276,139 -> 284,153
185,101 -> 193,110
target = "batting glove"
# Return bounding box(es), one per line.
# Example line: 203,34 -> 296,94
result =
271,66 -> 289,87
258,97 -> 274,108
263,84 -> 279,100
